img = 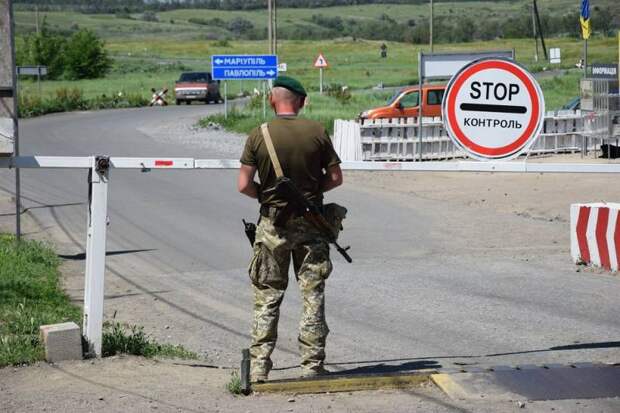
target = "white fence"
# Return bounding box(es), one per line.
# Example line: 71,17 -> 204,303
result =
334,110 -> 612,162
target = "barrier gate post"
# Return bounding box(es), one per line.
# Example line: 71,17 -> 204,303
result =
83,156 -> 109,356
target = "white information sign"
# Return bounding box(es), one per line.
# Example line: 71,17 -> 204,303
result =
443,58 -> 545,161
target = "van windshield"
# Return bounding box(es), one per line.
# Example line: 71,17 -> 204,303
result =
386,89 -> 404,106
179,72 -> 212,82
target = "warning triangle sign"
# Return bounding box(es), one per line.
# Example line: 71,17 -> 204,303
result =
314,53 -> 329,68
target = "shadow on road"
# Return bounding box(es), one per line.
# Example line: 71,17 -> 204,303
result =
0,201 -> 84,216
333,359 -> 442,375
272,341 -> 620,373
58,248 -> 156,260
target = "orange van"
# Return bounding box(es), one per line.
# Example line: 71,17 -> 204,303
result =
359,84 -> 446,120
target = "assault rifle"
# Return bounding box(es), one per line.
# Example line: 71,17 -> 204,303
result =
267,177 -> 352,263
242,219 -> 256,246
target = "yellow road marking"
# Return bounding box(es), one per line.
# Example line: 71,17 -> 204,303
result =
431,373 -> 469,399
253,372 -> 433,394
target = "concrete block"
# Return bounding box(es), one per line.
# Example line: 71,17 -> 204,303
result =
39,322 -> 83,363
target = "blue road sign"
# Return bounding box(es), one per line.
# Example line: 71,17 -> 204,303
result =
211,55 -> 278,80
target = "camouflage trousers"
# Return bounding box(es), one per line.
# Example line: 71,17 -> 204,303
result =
248,213 -> 333,376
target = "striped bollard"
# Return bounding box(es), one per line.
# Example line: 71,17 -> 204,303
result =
571,203 -> 620,272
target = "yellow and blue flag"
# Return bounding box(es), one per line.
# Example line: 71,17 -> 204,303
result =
580,0 -> 591,39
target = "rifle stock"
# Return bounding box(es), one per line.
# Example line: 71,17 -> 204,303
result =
276,177 -> 353,263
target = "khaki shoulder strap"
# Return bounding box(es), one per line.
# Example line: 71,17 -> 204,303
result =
261,123 -> 284,179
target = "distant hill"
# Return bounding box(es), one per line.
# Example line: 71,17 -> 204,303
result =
15,0 -> 514,13
14,0 -> 619,43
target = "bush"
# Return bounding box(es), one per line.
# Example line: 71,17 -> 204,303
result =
213,39 -> 231,47
115,11 -> 134,20
16,19 -> 67,79
64,29 -> 112,80
19,88 -> 149,118
141,11 -> 159,22
188,17 -> 209,26
227,17 -> 254,35
326,84 -> 352,105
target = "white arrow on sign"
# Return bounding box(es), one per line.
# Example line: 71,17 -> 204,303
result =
214,59 -> 224,65
442,58 -> 544,161
266,70 -> 276,76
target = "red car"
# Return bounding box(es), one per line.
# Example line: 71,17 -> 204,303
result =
175,72 -> 223,105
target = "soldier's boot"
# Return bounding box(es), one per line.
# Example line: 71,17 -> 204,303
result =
300,364 -> 330,378
250,358 -> 272,383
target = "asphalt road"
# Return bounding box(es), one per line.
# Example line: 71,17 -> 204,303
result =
0,104 -> 618,379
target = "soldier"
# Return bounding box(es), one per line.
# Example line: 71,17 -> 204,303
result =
238,76 -> 343,382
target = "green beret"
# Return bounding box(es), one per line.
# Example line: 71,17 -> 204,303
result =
273,76 -> 307,97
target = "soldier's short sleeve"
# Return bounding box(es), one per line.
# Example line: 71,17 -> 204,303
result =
320,128 -> 341,169
240,128 -> 259,166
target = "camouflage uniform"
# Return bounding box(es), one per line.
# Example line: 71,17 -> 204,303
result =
249,213 -> 332,377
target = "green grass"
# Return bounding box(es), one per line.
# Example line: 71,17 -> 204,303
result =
0,234 -> 81,367
226,370 -> 243,395
13,3 -> 618,114
539,71 -> 582,111
200,69 -> 583,135
102,321 -> 198,360
16,34 -> 616,104
200,89 -> 393,134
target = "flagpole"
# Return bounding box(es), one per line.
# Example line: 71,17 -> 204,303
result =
584,38 -> 588,78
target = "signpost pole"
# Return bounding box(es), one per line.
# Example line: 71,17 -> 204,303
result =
429,0 -> 434,54
83,158 -> 109,357
531,1 -> 539,63
262,80 -> 267,119
418,52 -> 423,162
224,81 -> 228,120
320,68 -> 323,95
1,0 -> 20,240
584,39 -> 588,78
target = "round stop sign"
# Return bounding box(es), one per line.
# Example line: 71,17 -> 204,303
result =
442,58 -> 545,161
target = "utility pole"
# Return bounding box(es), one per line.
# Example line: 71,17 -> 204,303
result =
273,0 -> 277,55
429,0 -> 434,53
532,0 -> 547,61
268,0 -> 273,54
35,4 -> 39,34
0,0 -> 20,240
531,1 -> 539,62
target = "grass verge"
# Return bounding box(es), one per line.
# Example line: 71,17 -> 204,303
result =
0,233 -> 196,367
102,321 -> 198,360
0,234 -> 81,367
199,89 -> 393,135
19,87 -> 149,118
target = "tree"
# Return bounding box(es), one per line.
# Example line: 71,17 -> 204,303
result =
63,29 -> 112,80
15,19 -> 67,79
227,17 -> 254,35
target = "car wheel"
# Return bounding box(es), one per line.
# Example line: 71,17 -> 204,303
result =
176,99 -> 182,105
